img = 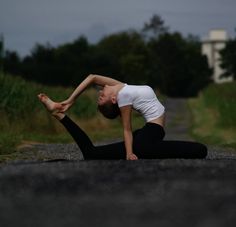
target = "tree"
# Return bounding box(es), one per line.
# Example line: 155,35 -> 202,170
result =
21,43 -> 57,85
147,32 -> 211,97
4,50 -> 21,76
142,14 -> 169,39
21,36 -> 91,86
97,31 -> 149,83
54,36 -> 91,85
220,37 -> 236,80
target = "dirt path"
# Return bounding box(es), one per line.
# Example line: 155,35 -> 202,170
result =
164,98 -> 193,141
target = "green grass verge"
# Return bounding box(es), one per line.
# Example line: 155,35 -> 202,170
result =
188,82 -> 236,149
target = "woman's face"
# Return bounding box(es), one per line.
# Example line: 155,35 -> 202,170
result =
97,85 -> 113,105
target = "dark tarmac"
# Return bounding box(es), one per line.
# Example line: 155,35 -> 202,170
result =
0,99 -> 236,227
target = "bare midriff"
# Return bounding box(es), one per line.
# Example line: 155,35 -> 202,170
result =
148,113 -> 166,127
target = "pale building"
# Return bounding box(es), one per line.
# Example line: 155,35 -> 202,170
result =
201,29 -> 233,83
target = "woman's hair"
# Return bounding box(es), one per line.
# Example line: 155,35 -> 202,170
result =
98,103 -> 120,119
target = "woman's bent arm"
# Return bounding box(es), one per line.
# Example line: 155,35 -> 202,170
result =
60,74 -> 122,112
68,74 -> 122,102
92,74 -> 123,87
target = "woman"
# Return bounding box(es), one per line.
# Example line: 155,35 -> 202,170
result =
38,74 -> 207,160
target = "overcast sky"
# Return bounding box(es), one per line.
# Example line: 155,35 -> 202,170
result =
0,0 -> 235,56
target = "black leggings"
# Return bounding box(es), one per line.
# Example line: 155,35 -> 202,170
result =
60,115 -> 207,160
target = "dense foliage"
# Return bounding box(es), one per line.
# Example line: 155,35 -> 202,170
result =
2,15 -> 212,97
220,37 -> 236,80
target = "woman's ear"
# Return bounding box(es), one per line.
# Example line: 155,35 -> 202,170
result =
111,95 -> 117,104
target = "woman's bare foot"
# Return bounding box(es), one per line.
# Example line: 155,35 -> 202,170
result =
38,93 -> 65,120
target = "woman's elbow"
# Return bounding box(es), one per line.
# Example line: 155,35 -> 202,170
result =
88,74 -> 96,81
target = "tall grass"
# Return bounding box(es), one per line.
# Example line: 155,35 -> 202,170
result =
0,73 -> 97,120
201,82 -> 236,128
189,81 -> 236,148
0,73 -> 98,154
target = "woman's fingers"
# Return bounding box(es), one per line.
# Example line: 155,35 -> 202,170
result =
126,153 -> 138,160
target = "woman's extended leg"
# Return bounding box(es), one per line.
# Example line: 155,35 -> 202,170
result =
38,94 -> 126,160
60,115 -> 126,160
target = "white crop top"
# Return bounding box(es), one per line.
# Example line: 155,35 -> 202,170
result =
117,84 -> 165,122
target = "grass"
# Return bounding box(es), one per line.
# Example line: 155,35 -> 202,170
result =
188,82 -> 236,149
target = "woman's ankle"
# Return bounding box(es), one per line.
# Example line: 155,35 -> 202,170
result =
53,112 -> 65,120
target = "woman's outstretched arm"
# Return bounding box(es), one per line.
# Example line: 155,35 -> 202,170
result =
60,74 -> 122,112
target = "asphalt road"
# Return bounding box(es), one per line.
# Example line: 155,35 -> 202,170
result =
0,99 -> 236,227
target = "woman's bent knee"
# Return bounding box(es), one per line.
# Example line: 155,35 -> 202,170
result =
198,143 -> 208,158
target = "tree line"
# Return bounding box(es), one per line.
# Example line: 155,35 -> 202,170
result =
1,15 -> 234,97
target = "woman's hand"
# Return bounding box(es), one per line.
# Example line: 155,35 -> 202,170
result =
126,153 -> 138,160
59,99 -> 75,113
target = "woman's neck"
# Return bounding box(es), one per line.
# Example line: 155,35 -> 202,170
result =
110,83 -> 126,102
114,83 -> 126,95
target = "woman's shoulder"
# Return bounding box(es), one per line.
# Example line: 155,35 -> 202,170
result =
117,84 -> 134,106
